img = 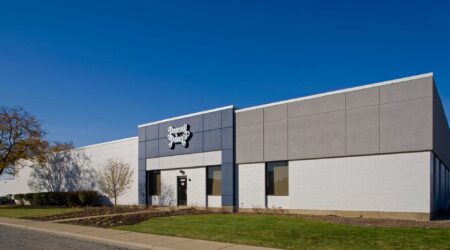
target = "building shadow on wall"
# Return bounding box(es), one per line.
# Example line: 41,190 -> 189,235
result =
152,184 -> 175,207
28,150 -> 97,193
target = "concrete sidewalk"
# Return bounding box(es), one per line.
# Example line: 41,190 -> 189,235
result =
0,217 -> 277,250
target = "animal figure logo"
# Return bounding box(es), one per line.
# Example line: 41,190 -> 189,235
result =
167,124 -> 191,148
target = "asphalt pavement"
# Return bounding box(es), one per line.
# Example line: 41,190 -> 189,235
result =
0,224 -> 136,250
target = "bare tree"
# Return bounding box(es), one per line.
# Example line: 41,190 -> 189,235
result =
28,142 -> 95,192
153,183 -> 175,207
0,106 -> 47,176
97,159 -> 134,206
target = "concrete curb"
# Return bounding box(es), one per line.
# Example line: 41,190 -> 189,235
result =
0,218 -> 276,250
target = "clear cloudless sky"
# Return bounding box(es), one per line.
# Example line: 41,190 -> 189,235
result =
0,0 -> 449,147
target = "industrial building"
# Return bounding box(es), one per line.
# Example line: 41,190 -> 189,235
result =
1,73 -> 449,220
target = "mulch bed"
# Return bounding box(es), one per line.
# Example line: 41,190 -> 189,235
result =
59,208 -> 450,229
28,205 -> 150,221
26,205 -> 450,229
60,208 -> 215,228
283,213 -> 450,228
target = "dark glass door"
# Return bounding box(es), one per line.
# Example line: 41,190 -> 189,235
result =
177,176 -> 187,206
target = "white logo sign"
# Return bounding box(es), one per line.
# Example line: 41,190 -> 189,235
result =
167,124 -> 191,149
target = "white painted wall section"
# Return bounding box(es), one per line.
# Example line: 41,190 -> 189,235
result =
289,152 -> 431,213
0,166 -> 33,196
0,137 -> 139,205
207,195 -> 222,208
267,196 -> 289,209
157,167 -> 206,207
77,137 -> 139,205
238,163 -> 265,209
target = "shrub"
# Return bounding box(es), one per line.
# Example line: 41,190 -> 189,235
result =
13,194 -> 25,205
32,193 -> 45,205
0,195 -> 15,205
65,192 -> 81,206
10,191 -> 99,207
78,191 -> 98,206
46,192 -> 63,206
24,193 -> 35,205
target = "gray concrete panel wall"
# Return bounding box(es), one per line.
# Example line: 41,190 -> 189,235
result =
221,127 -> 234,149
380,97 -> 433,153
288,111 -> 346,159
138,107 -> 235,205
380,76 -> 433,104
288,93 -> 345,117
236,109 -> 263,126
236,123 -> 263,163
264,119 -> 288,161
139,109 -> 234,159
346,87 -> 379,109
264,104 -> 287,121
138,160 -> 146,204
145,125 -> 159,140
433,84 -> 450,166
346,105 -> 380,155
236,75 -> 437,164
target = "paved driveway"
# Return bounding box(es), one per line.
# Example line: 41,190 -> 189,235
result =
0,225 -> 135,250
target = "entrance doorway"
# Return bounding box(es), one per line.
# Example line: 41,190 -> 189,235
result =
177,176 -> 187,206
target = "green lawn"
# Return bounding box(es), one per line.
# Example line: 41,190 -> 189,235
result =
116,214 -> 450,249
0,206 -> 82,218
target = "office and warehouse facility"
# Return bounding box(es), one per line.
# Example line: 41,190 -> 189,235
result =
1,73 -> 449,220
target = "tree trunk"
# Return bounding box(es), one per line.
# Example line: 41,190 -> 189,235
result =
114,195 -> 117,206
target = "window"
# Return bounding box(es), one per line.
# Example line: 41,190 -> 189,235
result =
149,171 -> 160,196
207,166 -> 221,195
266,161 -> 288,196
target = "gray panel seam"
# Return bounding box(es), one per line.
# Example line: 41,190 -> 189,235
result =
262,109 -> 265,162
237,96 -> 432,126
263,117 -> 289,122
378,87 -> 381,153
202,115 -> 205,152
379,95 -> 433,106
236,120 -> 264,126
156,125 -> 159,157
431,84 -> 435,153
287,108 -> 346,119
144,140 -> 147,160
344,93 -> 347,156
202,127 -> 224,133
220,109 -> 223,131
346,103 -> 381,111
241,104 -> 380,124
285,108 -> 288,160
236,150 -> 433,165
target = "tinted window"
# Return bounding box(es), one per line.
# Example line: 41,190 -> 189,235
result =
207,166 -> 221,195
266,161 -> 288,196
149,171 -> 161,196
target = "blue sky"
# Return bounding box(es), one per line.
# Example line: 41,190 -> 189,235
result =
1,0 -> 449,147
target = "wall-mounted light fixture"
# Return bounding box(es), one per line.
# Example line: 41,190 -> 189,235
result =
180,170 -> 185,175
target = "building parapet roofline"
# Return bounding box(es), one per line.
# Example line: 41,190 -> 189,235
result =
235,72 -> 434,113
76,136 -> 138,150
138,105 -> 234,128
137,73 -> 433,126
